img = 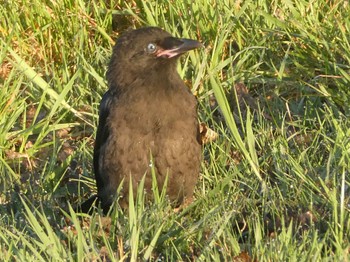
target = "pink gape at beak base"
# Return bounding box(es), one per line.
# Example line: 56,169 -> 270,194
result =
156,38 -> 202,58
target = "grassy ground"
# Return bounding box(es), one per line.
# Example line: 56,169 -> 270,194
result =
1,0 -> 349,261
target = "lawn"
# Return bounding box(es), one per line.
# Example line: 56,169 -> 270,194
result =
0,0 -> 349,261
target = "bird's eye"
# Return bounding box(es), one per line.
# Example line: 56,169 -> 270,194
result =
146,43 -> 157,53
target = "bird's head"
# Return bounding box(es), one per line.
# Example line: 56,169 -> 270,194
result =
107,27 -> 202,87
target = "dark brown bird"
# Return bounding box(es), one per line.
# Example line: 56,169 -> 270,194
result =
82,27 -> 202,213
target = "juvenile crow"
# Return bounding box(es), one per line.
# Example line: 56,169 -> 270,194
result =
82,27 -> 202,213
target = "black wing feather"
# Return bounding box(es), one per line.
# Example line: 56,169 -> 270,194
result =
79,90 -> 114,214
93,89 -> 114,187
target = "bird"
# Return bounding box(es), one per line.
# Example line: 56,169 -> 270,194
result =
81,27 -> 202,214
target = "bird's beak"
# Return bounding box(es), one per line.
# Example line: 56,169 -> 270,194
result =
157,37 -> 203,58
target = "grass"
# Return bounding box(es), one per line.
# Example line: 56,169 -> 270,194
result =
1,0 -> 349,260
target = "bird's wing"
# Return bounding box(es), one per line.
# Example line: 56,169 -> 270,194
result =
79,90 -> 114,213
93,89 -> 113,184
